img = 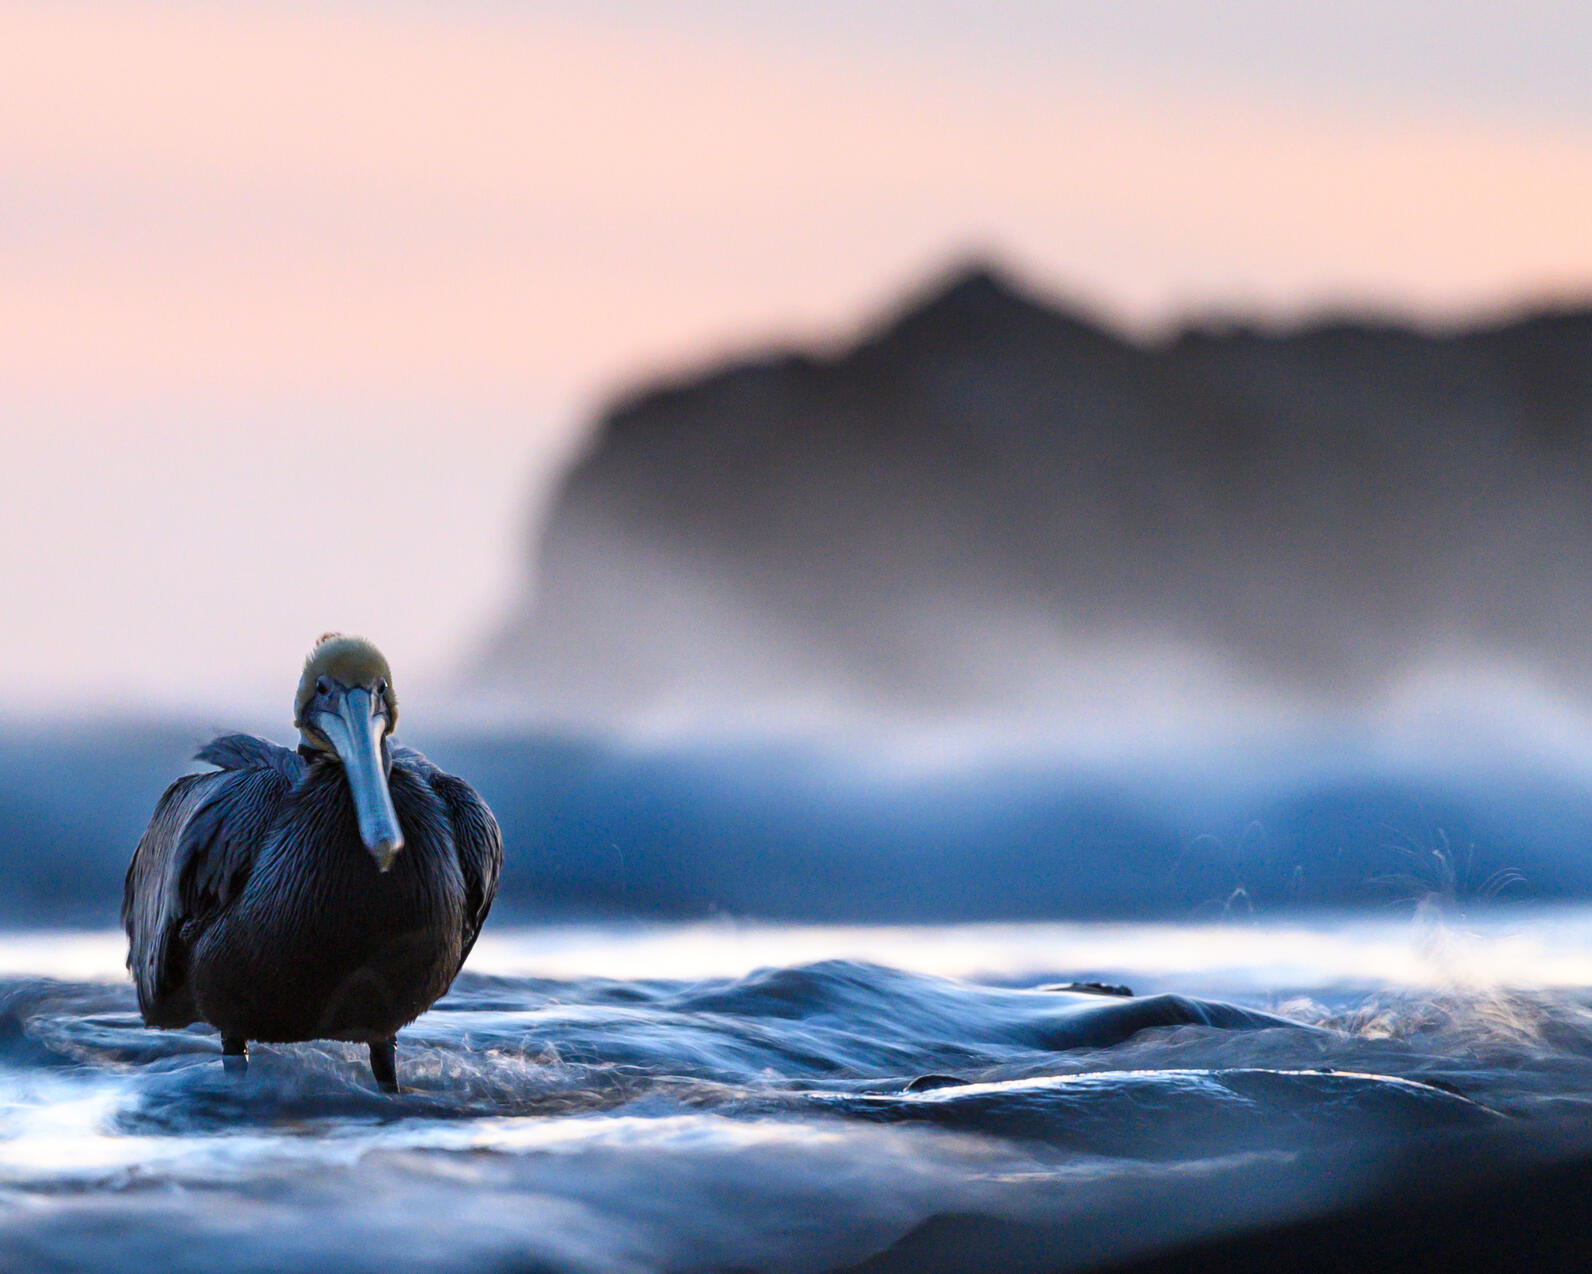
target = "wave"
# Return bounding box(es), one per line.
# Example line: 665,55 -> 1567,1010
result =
12,719 -> 1592,927
1,946 -> 1588,1272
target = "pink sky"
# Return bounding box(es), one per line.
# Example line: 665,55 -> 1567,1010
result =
2,3 -> 1590,719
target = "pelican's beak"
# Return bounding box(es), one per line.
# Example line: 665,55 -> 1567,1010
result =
317,687 -> 404,872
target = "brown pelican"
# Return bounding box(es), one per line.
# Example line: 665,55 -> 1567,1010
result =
122,634 -> 501,1091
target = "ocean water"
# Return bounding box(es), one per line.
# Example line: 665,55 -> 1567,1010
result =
3,908 -> 1592,1273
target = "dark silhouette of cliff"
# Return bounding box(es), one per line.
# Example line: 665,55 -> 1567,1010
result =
482,261 -> 1592,727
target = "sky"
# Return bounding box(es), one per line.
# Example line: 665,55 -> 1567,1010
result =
2,1 -> 1590,722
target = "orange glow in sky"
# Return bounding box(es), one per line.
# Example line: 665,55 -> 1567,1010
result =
2,3 -> 1589,716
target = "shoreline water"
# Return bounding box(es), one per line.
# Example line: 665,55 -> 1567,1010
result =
2,912 -> 1589,1271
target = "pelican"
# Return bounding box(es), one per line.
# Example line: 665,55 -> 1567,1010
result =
122,634 -> 501,1091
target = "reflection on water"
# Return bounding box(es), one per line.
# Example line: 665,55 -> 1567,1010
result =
0,910 -> 1589,1272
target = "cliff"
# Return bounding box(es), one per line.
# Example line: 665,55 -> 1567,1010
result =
480,262 -> 1592,730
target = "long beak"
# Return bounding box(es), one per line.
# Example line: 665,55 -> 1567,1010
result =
317,687 -> 404,872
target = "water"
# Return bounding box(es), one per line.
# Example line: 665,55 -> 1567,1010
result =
3,909 -> 1591,1272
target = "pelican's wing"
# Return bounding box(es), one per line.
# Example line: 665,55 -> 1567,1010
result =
391,745 -> 503,964
121,736 -> 298,1026
431,772 -> 503,963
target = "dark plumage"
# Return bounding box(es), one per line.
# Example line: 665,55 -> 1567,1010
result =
122,636 -> 501,1090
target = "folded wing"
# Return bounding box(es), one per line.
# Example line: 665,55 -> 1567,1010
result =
392,745 -> 502,966
431,771 -> 503,963
121,736 -> 301,1026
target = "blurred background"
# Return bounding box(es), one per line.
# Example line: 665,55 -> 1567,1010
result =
4,1 -> 1592,927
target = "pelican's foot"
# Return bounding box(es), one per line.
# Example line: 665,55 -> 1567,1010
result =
222,1035 -> 249,1077
369,1038 -> 399,1093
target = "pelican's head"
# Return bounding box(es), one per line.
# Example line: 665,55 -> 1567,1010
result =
294,633 -> 404,872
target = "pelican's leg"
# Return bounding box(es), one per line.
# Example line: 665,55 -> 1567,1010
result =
222,1034 -> 249,1077
369,1038 -> 399,1093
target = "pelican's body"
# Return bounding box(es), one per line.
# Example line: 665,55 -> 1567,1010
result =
122,636 -> 500,1089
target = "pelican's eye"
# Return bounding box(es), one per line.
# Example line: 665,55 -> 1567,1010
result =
316,676 -> 333,697
375,679 -> 388,697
